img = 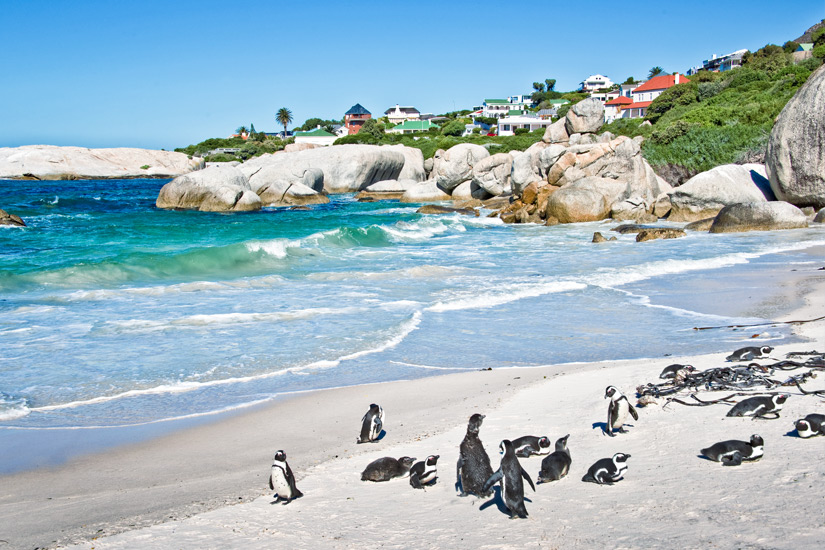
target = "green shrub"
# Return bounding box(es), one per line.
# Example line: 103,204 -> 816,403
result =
513,127 -> 529,135
204,154 -> 238,162
600,117 -> 654,139
359,118 -> 385,139
140,164 -> 150,170
645,82 -> 699,123
441,120 -> 465,136
643,124 -> 771,173
698,80 -> 726,102
650,120 -> 697,144
814,44 -> 825,60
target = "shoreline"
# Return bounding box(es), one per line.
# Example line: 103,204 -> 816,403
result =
0,251 -> 821,548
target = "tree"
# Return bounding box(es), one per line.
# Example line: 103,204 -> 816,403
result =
236,125 -> 248,136
276,107 -> 293,137
441,119 -> 465,136
250,123 -> 256,133
622,76 -> 637,85
545,78 -> 556,91
360,118 -> 384,140
648,67 -> 665,79
532,82 -> 545,93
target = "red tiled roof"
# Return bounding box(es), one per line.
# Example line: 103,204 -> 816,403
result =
605,96 -> 633,106
632,74 -> 689,93
624,101 -> 652,109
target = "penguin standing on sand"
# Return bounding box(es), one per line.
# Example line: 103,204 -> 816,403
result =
538,434 -> 571,483
269,450 -> 303,504
361,456 -> 416,482
795,414 -> 825,438
482,440 -> 536,519
701,435 -> 764,466
726,346 -> 773,362
357,403 -> 384,443
582,453 -> 631,484
511,435 -> 552,458
409,455 -> 439,489
605,386 -> 638,436
456,413 -> 494,497
726,394 -> 788,419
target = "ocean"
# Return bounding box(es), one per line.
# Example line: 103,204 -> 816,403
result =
1,178 -> 823,472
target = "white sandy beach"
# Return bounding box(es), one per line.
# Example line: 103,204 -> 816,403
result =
1,268 -> 823,550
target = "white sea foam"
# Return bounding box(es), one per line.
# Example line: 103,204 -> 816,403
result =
427,281 -> 587,312
339,311 -> 422,361
383,218 -> 464,242
308,264 -> 463,282
245,239 -> 291,258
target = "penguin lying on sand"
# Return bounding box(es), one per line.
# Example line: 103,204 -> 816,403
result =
701,435 -> 763,466
269,450 -> 303,504
659,364 -> 695,379
537,434 -> 571,483
726,346 -> 773,362
482,440 -> 535,519
511,435 -> 552,458
795,414 -> 825,438
726,394 -> 788,419
409,455 -> 439,489
361,456 -> 416,482
582,453 -> 630,484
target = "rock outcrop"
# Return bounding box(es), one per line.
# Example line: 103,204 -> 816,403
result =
432,143 -> 490,194
765,63 -> 825,209
668,164 -> 775,222
545,177 -> 627,223
471,153 -> 513,196
708,202 -> 808,233
400,180 -> 451,203
0,209 -> 26,227
565,98 -> 605,135
0,145 -> 204,180
416,204 -> 479,216
384,144 -> 426,182
635,228 -> 687,242
156,165 -> 262,212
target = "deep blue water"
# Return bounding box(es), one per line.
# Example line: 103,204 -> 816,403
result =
1,178 -> 823,470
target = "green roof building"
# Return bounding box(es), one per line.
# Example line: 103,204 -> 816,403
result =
389,120 -> 440,134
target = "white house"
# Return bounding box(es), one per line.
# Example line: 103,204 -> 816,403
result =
293,126 -> 337,146
604,96 -> 632,123
481,97 -> 532,119
497,113 -> 553,136
622,73 -> 690,119
579,74 -> 614,92
686,49 -> 748,75
384,104 -> 421,125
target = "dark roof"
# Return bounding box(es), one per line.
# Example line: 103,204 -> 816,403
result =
345,103 -> 371,116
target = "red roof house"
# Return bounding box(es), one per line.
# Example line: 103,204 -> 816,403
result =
624,74 -> 690,118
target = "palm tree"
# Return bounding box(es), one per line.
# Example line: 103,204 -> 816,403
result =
276,107 -> 293,138
236,125 -> 248,136
648,66 -> 665,79
544,78 -> 556,92
532,82 -> 545,93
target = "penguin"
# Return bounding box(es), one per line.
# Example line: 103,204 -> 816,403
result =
795,414 -> 825,438
605,386 -> 638,436
659,364 -> 695,379
726,346 -> 773,362
456,413 -> 494,497
361,456 -> 416,482
269,450 -> 303,504
511,435 -> 552,458
537,434 -> 571,483
357,403 -> 384,444
726,394 -> 788,419
701,434 -> 764,466
581,453 -> 631,484
409,455 -> 439,489
482,440 -> 536,519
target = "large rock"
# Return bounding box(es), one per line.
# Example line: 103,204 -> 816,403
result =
356,179 -> 422,201
0,209 -> 25,227
384,144 -> 426,182
433,143 -> 490,193
545,177 -> 628,223
156,165 -> 261,212
668,164 -> 775,222
472,153 -> 513,196
0,145 -> 204,180
542,118 -> 570,144
256,180 -> 329,206
765,63 -> 825,209
451,180 -> 492,200
243,162 -> 327,205
709,202 -> 808,233
241,145 -> 405,194
564,98 -> 604,135
400,180 -> 451,203
511,142 -> 549,195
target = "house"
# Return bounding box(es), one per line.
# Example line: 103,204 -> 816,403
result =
579,74 -> 614,92
603,96 -> 632,123
622,73 -> 690,119
620,82 -> 643,98
496,113 -> 554,136
589,89 -> 620,104
384,105 -> 421,125
344,103 -> 372,134
686,49 -> 748,75
388,120 -> 440,134
481,97 -> 532,119
293,126 -> 337,147
793,43 -> 814,63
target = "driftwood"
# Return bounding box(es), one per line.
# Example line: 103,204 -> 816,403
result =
693,315 -> 825,331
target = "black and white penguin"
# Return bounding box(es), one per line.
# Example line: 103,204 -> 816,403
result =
726,346 -> 774,362
701,434 -> 764,466
456,413 -> 494,497
482,440 -> 536,519
269,450 -> 303,504
795,414 -> 825,438
581,453 -> 631,484
511,435 -> 552,458
409,455 -> 439,489
361,456 -> 416,482
659,364 -> 695,379
537,434 -> 571,483
605,386 -> 638,436
726,394 -> 788,419
357,403 -> 384,444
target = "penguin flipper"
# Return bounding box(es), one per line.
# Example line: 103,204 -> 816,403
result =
628,402 -> 639,421
481,469 -> 503,494
410,473 -> 422,489
268,475 -> 274,491
521,468 -> 536,492
722,451 -> 743,466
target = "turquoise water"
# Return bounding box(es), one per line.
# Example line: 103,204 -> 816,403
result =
1,179 -> 823,469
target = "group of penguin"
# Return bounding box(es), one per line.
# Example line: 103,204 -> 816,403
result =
268,344 -> 825,518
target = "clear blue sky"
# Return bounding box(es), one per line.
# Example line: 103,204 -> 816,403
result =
1,0 -> 821,150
